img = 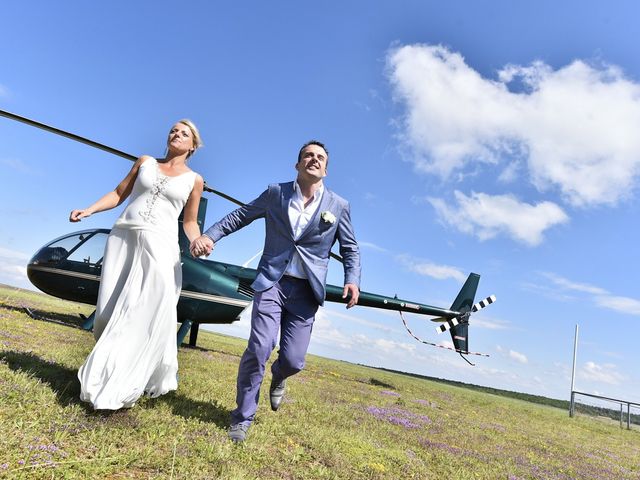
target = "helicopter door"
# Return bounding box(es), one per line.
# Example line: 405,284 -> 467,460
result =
59,231 -> 108,303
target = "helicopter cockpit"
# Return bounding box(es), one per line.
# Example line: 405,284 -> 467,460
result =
27,228 -> 111,305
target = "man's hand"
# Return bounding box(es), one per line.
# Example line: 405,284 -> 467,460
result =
342,283 -> 359,309
190,235 -> 214,257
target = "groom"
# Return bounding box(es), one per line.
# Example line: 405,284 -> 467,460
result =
190,140 -> 361,443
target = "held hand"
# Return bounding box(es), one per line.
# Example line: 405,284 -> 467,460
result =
189,239 -> 202,257
342,283 -> 360,309
69,209 -> 91,222
189,235 -> 214,257
189,244 -> 201,257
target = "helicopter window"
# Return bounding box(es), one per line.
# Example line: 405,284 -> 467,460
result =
47,235 -> 84,256
32,234 -> 88,264
66,232 -> 108,266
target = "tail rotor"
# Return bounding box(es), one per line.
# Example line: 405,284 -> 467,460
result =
400,273 -> 495,365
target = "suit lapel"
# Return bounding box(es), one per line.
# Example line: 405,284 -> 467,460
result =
298,188 -> 335,242
281,182 -> 295,238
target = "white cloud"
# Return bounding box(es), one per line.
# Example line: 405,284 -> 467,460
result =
497,161 -> 521,183
359,241 -> 387,253
396,253 -> 466,281
388,44 -> 640,207
472,316 -> 509,330
363,192 -> 377,202
313,309 -> 435,361
497,345 -> 528,364
357,335 -> 417,355
322,306 -> 395,333
0,246 -> 30,260
0,83 -> 8,97
241,250 -> 262,268
595,296 -> 640,316
207,301 -> 400,355
0,158 -> 41,175
509,350 -> 528,364
521,281 -> 577,303
0,246 -> 29,288
541,272 -> 640,316
438,339 -> 455,350
0,263 -> 28,284
580,361 -> 625,385
312,310 -> 356,350
429,191 -> 568,246
541,272 -> 608,295
203,303 -> 252,339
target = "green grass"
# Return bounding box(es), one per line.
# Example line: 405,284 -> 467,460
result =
1,284 -> 639,479
371,369 -> 640,426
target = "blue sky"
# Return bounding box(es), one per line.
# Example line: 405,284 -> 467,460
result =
2,1 -> 640,404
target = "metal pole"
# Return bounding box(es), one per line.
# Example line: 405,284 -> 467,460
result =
628,403 -> 631,430
569,324 -> 579,417
570,391 -> 575,417
620,404 -> 624,429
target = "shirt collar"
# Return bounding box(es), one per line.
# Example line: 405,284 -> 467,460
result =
293,179 -> 324,201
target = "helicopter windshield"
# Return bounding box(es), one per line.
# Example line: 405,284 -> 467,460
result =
66,232 -> 108,266
31,230 -> 109,266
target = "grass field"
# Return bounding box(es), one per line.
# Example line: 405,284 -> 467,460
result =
1,285 -> 638,479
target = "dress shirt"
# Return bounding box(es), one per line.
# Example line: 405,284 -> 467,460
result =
284,180 -> 324,279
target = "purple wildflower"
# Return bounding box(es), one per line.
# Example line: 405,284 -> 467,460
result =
479,422 -> 506,433
387,416 -> 419,428
380,390 -> 400,397
28,444 -> 60,452
420,438 -> 462,455
366,406 -> 431,429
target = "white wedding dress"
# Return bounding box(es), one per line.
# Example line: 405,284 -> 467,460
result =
78,157 -> 197,409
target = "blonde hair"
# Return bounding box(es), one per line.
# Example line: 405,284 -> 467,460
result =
177,119 -> 203,158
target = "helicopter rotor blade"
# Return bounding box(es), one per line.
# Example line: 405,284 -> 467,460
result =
0,108 -> 221,192
206,188 -> 243,206
0,108 -> 137,162
0,108 -> 344,263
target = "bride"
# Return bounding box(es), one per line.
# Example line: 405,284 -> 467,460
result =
69,120 -> 204,409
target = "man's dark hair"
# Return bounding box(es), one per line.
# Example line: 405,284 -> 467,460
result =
297,140 -> 329,164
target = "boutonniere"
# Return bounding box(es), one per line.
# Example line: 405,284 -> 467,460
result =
321,211 -> 336,224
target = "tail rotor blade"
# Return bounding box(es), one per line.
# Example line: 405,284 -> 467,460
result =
436,317 -> 460,334
472,294 -> 496,312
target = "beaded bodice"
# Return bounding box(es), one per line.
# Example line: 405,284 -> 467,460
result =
114,158 -> 197,237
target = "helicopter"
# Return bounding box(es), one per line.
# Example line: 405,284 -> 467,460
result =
1,109 -> 494,362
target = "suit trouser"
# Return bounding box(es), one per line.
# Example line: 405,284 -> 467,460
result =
231,276 -> 319,426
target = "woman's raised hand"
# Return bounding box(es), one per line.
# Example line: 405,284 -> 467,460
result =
69,209 -> 91,222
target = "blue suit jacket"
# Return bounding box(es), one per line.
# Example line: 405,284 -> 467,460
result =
204,181 -> 361,305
